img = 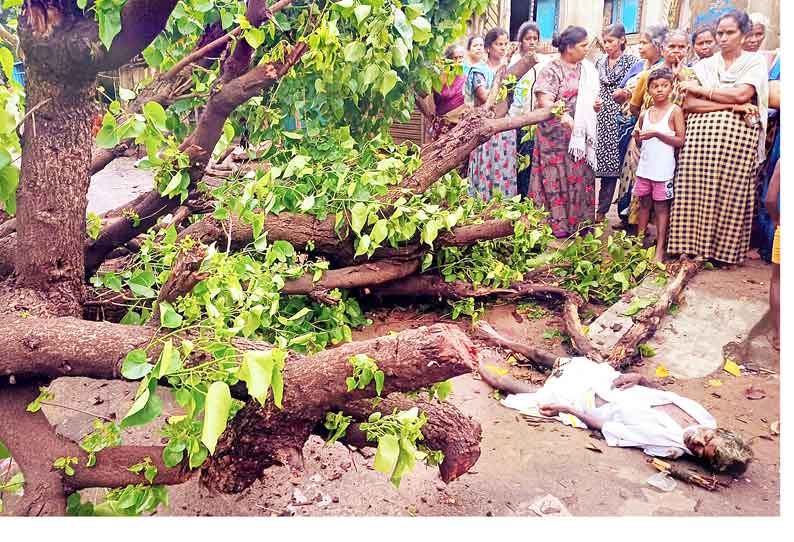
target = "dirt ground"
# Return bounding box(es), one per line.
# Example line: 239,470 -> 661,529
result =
36,259 -> 779,517
23,166 -> 779,516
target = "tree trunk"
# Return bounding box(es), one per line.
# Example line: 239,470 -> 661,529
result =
13,59 -> 97,316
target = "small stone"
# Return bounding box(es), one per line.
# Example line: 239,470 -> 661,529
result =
332,496 -> 340,503
486,511 -> 493,517
611,323 -> 623,332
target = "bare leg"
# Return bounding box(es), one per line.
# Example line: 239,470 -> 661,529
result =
637,195 -> 652,239
472,321 -> 557,368
771,262 -> 780,350
653,200 -> 670,262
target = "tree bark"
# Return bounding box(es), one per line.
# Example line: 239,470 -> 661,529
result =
369,275 -> 605,361
607,257 -> 702,367
202,324 -> 478,493
340,395 -> 482,484
178,211 -> 522,268
12,55 -> 97,315
0,384 -> 192,516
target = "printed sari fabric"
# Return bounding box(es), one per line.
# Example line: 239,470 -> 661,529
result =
466,63 -> 517,200
529,60 -> 596,237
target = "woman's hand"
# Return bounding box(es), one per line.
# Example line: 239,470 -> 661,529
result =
679,80 -> 701,95
612,373 -> 644,390
559,113 -> 574,131
594,96 -> 603,112
732,103 -> 759,116
539,404 -> 570,417
639,129 -> 658,141
612,88 -> 631,103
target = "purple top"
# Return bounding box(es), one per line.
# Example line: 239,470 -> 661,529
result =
433,74 -> 465,116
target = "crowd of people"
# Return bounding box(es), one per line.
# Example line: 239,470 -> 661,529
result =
420,8 -> 780,346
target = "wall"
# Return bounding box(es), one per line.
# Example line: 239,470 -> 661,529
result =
499,0 -> 779,49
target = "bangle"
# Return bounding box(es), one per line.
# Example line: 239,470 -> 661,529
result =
708,89 -> 714,100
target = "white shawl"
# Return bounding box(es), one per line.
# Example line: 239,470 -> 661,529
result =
569,59 -> 599,169
693,51 -> 769,163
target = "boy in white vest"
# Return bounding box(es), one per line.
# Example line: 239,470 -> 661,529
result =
633,68 -> 686,262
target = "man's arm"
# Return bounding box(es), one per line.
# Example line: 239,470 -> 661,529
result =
539,405 -> 604,431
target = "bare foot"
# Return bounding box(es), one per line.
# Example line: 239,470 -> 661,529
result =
747,249 -> 761,260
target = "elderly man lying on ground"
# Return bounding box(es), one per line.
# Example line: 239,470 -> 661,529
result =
473,321 -> 754,476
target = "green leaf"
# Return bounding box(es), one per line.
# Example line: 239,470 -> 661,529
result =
421,219 -> 439,246
157,339 -> 181,378
373,370 -> 384,397
201,382 -> 232,455
410,16 -> 432,44
638,344 -> 657,357
613,271 -> 630,291
102,272 -> 123,292
283,154 -> 309,178
380,70 -> 399,96
244,27 -> 266,49
299,194 -> 315,211
370,219 -> 388,245
0,48 -> 14,81
392,38 -> 409,69
350,202 -> 368,235
95,124 -> 120,149
237,350 -> 274,405
392,8 -> 413,47
373,434 -> 400,476
159,301 -> 183,329
354,234 -> 370,258
98,8 -> 123,51
143,102 -> 168,131
362,64 -> 381,88
353,4 -> 371,23
163,443 -> 184,468
121,380 -> 163,428
334,0 -> 354,7
271,355 -> 284,409
121,349 -> 153,380
343,41 -> 366,63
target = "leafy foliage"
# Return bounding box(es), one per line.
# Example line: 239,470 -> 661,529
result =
80,420 -> 122,467
346,353 -> 384,396
359,407 -> 443,488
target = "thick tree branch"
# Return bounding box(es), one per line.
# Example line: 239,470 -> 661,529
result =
607,257 -> 702,368
370,275 -> 604,362
83,42 -> 309,276
0,384 -> 192,516
91,0 -> 180,72
282,257 -> 421,303
341,395 -> 482,484
202,323 -> 479,492
0,385 -> 68,516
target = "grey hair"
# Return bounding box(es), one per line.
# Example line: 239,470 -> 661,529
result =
643,24 -> 669,52
663,28 -> 689,47
749,12 -> 770,28
710,429 -> 754,475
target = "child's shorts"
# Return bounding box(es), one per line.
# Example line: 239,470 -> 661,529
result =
634,176 -> 673,201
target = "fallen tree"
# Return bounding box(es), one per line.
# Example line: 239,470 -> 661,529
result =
0,0 -> 698,518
